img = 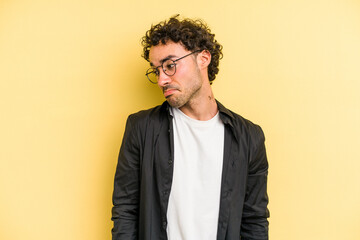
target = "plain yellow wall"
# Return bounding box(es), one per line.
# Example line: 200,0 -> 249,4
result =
1,0 -> 360,239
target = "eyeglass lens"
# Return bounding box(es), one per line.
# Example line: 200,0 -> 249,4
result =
146,59 -> 177,84
145,50 -> 202,84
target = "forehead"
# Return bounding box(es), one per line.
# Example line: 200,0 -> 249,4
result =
149,41 -> 188,65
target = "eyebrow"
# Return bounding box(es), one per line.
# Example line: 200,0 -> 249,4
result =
150,54 -> 178,67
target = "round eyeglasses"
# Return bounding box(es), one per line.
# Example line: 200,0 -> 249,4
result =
145,50 -> 202,84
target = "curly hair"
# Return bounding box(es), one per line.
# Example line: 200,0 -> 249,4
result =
141,15 -> 223,84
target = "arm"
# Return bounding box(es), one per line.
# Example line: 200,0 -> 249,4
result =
111,115 -> 141,240
241,125 -> 270,240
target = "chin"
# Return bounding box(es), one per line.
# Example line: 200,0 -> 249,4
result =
166,97 -> 185,109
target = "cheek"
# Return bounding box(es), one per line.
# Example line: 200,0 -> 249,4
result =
175,63 -> 192,78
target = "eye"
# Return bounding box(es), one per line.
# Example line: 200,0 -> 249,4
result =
164,61 -> 176,72
146,68 -> 159,77
166,63 -> 175,69
153,68 -> 160,76
168,63 -> 175,70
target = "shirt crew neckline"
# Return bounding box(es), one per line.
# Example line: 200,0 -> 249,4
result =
171,107 -> 220,127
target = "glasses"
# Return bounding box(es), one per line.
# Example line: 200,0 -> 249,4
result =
145,50 -> 202,84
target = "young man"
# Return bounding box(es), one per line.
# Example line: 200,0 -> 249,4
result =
112,15 -> 269,240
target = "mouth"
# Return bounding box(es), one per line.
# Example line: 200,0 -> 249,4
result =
163,86 -> 179,98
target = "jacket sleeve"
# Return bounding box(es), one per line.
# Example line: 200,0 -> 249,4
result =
241,125 -> 270,240
112,115 -> 141,240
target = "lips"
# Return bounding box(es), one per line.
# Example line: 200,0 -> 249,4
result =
163,89 -> 177,98
163,86 -> 179,98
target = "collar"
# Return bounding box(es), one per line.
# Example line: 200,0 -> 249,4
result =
216,100 -> 235,125
162,100 -> 235,124
161,99 -> 238,142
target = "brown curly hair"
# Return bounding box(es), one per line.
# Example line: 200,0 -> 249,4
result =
141,15 -> 223,84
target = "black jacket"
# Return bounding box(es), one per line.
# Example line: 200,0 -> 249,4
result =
112,101 -> 269,240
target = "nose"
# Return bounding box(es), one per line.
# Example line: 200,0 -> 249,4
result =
157,68 -> 171,87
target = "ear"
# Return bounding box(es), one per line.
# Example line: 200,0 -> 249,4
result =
197,50 -> 211,70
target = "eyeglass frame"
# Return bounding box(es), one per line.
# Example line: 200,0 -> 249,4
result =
145,49 -> 203,84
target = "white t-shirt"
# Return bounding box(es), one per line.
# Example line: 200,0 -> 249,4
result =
166,107 -> 225,240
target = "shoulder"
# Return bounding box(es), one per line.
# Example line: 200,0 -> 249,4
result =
217,100 -> 265,145
232,110 -> 265,141
126,101 -> 169,129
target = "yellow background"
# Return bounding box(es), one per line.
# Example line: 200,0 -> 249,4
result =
1,0 -> 360,239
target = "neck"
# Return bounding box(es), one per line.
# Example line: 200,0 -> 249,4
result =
179,86 -> 218,121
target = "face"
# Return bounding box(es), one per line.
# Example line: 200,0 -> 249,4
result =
148,41 -> 203,109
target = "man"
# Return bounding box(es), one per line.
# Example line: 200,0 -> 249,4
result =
112,15 -> 269,240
